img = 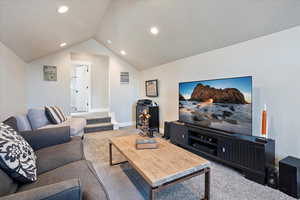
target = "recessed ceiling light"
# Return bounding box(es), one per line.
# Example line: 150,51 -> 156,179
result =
57,5 -> 69,14
120,50 -> 126,55
150,27 -> 159,35
107,40 -> 112,44
60,42 -> 67,47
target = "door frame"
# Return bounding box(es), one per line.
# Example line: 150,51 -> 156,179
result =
71,60 -> 92,113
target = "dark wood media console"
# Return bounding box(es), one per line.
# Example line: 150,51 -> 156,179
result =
169,121 -> 275,184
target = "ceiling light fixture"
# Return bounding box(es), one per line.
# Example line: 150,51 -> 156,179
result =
60,42 -> 67,47
107,40 -> 112,44
120,50 -> 126,55
150,26 -> 159,35
57,5 -> 69,14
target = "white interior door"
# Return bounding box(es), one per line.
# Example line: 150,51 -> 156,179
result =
71,64 -> 90,112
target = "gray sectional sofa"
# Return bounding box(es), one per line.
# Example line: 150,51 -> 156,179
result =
15,108 -> 86,137
0,126 -> 109,200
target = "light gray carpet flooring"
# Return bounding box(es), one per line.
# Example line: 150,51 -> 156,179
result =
83,127 -> 294,200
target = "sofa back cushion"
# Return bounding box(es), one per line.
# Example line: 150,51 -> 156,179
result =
27,108 -> 50,130
0,168 -> 18,197
15,115 -> 32,132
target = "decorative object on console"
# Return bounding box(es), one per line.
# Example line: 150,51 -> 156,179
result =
43,65 -> 57,81
136,138 -> 158,149
0,123 -> 37,183
145,79 -> 158,97
138,109 -> 152,137
261,104 -> 268,138
279,156 -> 300,198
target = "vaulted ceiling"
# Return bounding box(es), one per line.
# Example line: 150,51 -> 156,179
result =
0,0 -> 110,62
1,0 -> 300,70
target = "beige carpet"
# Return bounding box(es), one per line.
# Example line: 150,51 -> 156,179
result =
83,127 -> 294,200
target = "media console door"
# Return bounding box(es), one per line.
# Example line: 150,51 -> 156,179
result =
170,123 -> 188,146
219,138 -> 265,168
218,137 -> 267,184
218,138 -> 237,163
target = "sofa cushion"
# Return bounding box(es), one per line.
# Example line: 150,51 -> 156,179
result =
39,118 -> 86,137
36,138 -> 84,175
15,115 -> 32,132
0,123 -> 37,183
3,117 -> 19,132
18,160 -> 109,200
27,108 -> 50,130
0,168 -> 18,197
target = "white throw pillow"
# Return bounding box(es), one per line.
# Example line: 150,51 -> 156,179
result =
0,123 -> 37,183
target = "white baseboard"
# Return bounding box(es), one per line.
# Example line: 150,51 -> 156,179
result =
118,121 -> 136,128
159,128 -> 164,134
89,108 -> 109,113
71,108 -> 109,116
113,122 -> 120,130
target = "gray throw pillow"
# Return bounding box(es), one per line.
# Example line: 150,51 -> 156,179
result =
27,108 -> 50,129
15,115 -> 32,132
0,123 -> 37,183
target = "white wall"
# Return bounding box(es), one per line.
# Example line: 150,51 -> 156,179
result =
0,41 -> 27,121
140,26 -> 300,160
27,39 -> 140,124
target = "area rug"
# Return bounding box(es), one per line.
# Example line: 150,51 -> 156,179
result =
83,127 -> 293,200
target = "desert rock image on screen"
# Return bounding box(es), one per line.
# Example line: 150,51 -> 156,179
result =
179,76 -> 252,135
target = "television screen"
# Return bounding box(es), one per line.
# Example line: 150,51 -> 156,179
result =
179,76 -> 252,135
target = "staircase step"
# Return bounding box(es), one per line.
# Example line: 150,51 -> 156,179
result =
87,117 -> 111,125
84,123 -> 114,133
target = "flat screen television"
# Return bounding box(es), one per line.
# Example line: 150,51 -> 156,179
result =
179,76 -> 252,135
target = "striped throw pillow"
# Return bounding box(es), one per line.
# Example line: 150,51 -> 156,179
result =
45,106 -> 67,124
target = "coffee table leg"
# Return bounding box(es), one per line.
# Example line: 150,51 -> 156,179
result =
202,167 -> 210,200
109,142 -> 128,166
109,143 -> 113,166
150,187 -> 156,200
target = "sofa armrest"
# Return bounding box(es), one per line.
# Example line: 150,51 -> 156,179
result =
0,179 -> 81,200
20,126 -> 71,151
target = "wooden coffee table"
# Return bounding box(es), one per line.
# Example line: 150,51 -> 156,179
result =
109,135 -> 211,200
